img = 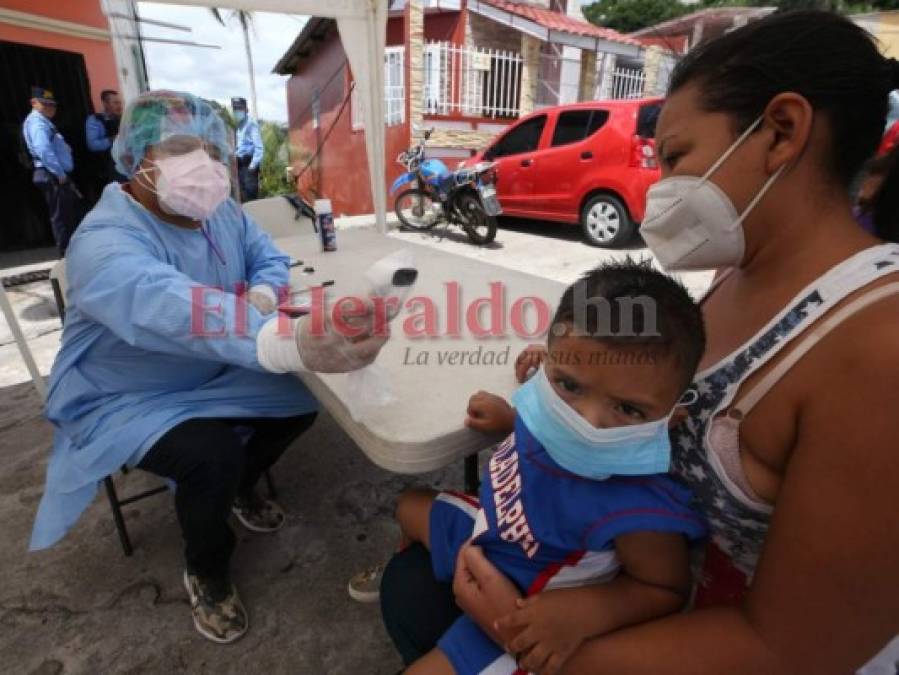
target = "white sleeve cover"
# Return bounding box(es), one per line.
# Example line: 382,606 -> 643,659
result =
256,316 -> 304,373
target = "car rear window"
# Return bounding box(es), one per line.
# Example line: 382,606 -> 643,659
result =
637,102 -> 662,138
551,109 -> 610,147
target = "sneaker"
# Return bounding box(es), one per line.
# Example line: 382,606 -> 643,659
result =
347,563 -> 385,603
182,570 -> 248,644
232,491 -> 285,533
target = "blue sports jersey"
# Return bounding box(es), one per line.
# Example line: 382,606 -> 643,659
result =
429,415 -> 708,674
475,414 -> 707,593
432,414 -> 707,594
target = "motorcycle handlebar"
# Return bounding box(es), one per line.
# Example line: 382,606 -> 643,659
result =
397,143 -> 428,170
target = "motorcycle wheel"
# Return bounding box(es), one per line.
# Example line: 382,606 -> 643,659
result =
457,194 -> 497,245
394,188 -> 440,231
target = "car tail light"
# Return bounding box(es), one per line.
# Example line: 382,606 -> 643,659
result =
630,135 -> 657,169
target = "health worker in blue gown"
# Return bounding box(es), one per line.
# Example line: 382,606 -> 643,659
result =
30,90 -> 387,645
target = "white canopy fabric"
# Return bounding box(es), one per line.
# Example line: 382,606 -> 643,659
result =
122,0 -> 388,233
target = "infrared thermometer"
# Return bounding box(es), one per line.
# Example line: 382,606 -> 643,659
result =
362,249 -> 418,317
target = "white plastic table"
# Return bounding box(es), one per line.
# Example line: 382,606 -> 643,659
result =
276,228 -> 566,476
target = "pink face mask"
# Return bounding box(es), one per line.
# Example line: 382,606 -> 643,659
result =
143,148 -> 231,221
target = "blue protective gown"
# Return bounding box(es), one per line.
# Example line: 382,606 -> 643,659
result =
30,183 -> 318,550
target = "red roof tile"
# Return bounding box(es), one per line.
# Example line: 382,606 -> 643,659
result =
481,0 -> 643,47
634,35 -> 689,53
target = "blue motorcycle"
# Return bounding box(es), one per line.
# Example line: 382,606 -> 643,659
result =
390,129 -> 500,245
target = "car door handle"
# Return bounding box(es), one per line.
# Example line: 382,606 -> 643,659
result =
581,151 -> 593,160
520,159 -> 533,167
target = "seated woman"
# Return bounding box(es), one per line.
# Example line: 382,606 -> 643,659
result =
380,10 -> 899,674
30,91 -> 387,645
395,262 -> 709,675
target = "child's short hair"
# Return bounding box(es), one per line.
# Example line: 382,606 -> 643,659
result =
550,259 -> 706,388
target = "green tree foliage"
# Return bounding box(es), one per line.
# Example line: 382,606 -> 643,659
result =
203,100 -> 293,199
206,99 -> 236,130
258,121 -> 293,198
583,0 -> 693,33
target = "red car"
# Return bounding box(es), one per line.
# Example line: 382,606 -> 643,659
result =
465,98 -> 662,247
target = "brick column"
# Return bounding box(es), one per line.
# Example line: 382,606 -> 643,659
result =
407,0 -> 424,134
642,45 -> 663,97
519,33 -> 540,115
578,50 -> 597,102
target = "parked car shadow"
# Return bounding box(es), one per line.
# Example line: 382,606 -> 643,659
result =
497,216 -> 648,251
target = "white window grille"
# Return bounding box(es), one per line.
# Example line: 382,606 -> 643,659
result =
610,67 -> 645,100
384,46 -> 405,126
424,41 -> 522,118
352,45 -> 405,129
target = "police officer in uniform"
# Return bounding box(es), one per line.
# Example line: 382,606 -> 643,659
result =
85,89 -> 126,202
22,86 -> 78,256
231,97 -> 263,201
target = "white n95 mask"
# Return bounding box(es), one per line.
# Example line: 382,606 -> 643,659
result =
641,116 -> 787,271
152,148 -> 231,221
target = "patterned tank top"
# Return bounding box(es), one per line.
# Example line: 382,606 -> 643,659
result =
671,243 -> 899,605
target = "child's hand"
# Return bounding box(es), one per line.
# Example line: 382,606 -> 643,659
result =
496,591 -> 590,675
515,345 -> 548,383
465,391 -> 515,433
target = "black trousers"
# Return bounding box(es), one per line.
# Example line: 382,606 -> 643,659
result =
33,168 -> 78,256
380,544 -> 462,665
237,157 -> 259,202
137,413 -> 317,581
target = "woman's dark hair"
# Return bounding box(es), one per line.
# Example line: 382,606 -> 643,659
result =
551,259 -> 706,389
869,147 -> 899,240
862,149 -> 896,179
668,10 -> 899,241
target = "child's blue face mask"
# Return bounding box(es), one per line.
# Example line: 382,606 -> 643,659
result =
511,367 -> 678,480
234,110 -> 247,123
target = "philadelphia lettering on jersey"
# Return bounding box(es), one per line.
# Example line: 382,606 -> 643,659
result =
486,433 -> 540,559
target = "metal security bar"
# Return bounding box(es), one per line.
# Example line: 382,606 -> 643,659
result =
610,66 -> 645,100
424,41 -> 522,118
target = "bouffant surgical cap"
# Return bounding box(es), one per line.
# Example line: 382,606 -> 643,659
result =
112,90 -> 233,177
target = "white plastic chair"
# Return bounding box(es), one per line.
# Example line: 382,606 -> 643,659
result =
241,195 -> 314,240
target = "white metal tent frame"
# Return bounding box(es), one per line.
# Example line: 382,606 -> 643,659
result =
124,0 -> 389,234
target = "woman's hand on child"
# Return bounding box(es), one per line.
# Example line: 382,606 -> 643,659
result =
453,544 -> 522,645
496,591 -> 591,675
465,391 -> 515,433
515,345 -> 548,383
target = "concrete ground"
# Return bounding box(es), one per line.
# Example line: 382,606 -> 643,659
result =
0,220 -> 712,675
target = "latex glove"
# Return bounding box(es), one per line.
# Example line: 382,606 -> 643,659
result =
295,304 -> 388,372
256,298 -> 388,374
247,285 -> 277,315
